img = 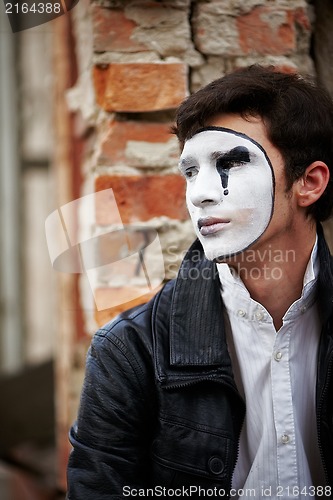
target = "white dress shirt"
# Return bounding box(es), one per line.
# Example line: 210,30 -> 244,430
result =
217,238 -> 326,499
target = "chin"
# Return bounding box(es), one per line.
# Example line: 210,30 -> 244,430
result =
202,242 -> 246,263
201,244 -> 229,262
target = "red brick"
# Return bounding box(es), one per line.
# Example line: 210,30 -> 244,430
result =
98,120 -> 176,166
93,62 -> 188,112
272,64 -> 299,74
94,287 -> 161,326
294,7 -> 311,32
95,174 -> 188,224
92,6 -> 148,53
237,7 -> 297,55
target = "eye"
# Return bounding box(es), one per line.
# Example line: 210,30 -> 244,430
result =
216,159 -> 244,171
183,166 -> 198,179
216,147 -> 251,170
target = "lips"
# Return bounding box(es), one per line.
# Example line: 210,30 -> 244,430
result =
198,217 -> 230,236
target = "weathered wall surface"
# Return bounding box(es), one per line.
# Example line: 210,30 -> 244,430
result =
68,0 -> 314,325
53,0 -> 333,490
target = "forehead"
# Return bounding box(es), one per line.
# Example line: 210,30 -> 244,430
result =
180,126 -> 269,161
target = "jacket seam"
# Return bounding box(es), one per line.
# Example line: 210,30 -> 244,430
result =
98,303 -> 154,334
160,415 -> 235,439
94,332 -> 151,399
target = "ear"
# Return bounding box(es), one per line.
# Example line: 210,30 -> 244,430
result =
296,161 -> 330,208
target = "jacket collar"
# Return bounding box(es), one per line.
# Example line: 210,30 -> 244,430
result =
169,239 -> 228,367
167,226 -> 333,368
317,223 -> 333,324
153,238 -> 236,390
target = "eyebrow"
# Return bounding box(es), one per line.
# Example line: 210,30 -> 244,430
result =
179,156 -> 196,168
211,146 -> 251,163
179,146 -> 251,168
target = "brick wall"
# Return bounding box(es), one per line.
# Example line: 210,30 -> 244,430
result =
69,0 -> 314,326
55,0 -> 319,491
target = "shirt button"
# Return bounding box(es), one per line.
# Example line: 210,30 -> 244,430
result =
208,456 -> 225,475
237,309 -> 246,318
274,351 -> 283,362
300,306 -> 307,314
281,434 -> 290,444
255,311 -> 264,321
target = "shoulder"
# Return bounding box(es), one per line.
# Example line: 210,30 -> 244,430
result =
89,280 -> 176,376
96,279 -> 175,338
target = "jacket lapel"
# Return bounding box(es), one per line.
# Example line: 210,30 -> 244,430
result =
169,239 -> 230,366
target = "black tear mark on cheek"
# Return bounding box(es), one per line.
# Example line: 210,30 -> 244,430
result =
216,146 -> 251,196
220,169 -> 229,196
216,159 -> 230,196
216,157 -> 231,196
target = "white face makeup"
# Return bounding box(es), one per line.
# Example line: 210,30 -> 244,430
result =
179,127 -> 275,261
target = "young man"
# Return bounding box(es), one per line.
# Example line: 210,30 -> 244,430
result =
67,66 -> 333,499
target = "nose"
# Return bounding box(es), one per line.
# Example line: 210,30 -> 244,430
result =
187,168 -> 224,207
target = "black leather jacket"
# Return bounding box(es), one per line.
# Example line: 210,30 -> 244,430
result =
67,230 -> 333,499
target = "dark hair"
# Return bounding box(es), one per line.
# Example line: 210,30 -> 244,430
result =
173,65 -> 333,221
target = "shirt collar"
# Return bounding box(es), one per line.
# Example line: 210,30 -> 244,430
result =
303,234 -> 318,289
217,235 -> 319,322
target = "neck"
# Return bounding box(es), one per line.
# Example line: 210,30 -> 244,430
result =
228,224 -> 317,330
